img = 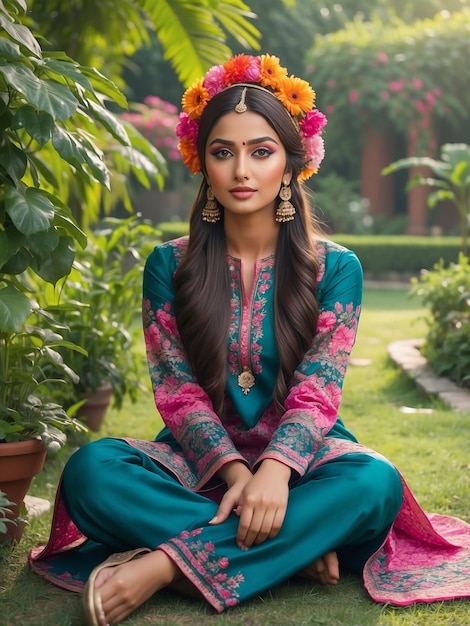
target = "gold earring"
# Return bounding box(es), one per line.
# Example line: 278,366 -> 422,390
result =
275,181 -> 295,222
202,185 -> 221,223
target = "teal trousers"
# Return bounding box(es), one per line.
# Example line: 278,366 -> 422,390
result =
62,437 -> 403,611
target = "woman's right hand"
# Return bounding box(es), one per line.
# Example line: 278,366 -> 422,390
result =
208,461 -> 253,525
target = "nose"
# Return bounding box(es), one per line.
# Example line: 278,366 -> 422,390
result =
234,152 -> 249,181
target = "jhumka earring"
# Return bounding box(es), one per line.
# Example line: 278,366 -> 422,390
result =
275,181 -> 296,222
202,185 -> 221,223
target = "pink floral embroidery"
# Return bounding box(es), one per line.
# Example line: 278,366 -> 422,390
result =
227,257 -> 273,376
165,528 -> 245,610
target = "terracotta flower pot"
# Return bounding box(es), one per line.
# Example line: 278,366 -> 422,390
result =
77,384 -> 113,432
0,438 -> 47,544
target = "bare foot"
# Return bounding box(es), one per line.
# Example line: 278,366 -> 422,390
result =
94,549 -> 181,624
297,551 -> 339,586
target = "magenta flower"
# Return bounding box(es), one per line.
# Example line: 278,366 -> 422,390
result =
299,109 -> 327,136
175,112 -> 198,142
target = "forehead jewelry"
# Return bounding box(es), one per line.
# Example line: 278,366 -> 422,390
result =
234,86 -> 247,113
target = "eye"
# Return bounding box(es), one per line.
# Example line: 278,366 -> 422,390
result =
211,148 -> 233,159
252,147 -> 274,158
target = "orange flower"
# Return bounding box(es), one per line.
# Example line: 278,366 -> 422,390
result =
297,166 -> 318,182
182,79 -> 210,120
277,76 -> 315,117
223,54 -> 252,85
260,54 -> 287,90
178,137 -> 201,174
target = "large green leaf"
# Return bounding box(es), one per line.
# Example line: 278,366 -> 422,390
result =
0,63 -> 78,120
0,36 -> 21,60
0,284 -> 32,332
143,0 -> 236,86
79,66 -> 128,109
209,0 -> 260,49
13,105 -> 54,146
31,235 -> 75,284
52,125 -> 109,187
26,227 -> 59,256
41,56 -> 94,92
0,14 -> 41,57
0,245 -> 32,274
85,99 -> 130,146
0,138 -> 27,181
5,185 -> 54,235
0,227 -> 22,269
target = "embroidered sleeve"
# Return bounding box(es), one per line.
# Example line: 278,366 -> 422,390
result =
256,247 -> 363,476
143,243 -> 247,484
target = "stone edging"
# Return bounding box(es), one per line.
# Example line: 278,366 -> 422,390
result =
388,338 -> 470,414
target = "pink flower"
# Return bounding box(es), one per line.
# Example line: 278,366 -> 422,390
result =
218,557 -> 229,569
377,52 -> 389,63
245,56 -> 262,82
414,99 -> 426,114
299,109 -> 327,137
412,77 -> 423,89
388,80 -> 405,92
349,89 -> 359,104
203,64 -> 226,96
317,310 -> 337,333
380,91 -> 390,101
330,325 -> 356,352
303,134 -> 325,170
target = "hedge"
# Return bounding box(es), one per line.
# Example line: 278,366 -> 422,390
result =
333,235 -> 462,279
156,223 -> 461,279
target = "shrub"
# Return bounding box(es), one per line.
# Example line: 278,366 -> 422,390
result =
332,235 -> 461,278
412,254 -> 470,389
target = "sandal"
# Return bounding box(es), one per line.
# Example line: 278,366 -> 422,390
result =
82,547 -> 151,626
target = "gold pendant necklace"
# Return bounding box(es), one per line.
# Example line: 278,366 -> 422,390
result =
237,366 -> 255,395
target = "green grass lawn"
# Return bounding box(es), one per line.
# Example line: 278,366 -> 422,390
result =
1,287 -> 469,625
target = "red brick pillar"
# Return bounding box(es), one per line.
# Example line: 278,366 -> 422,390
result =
360,125 -> 396,217
405,125 -> 436,236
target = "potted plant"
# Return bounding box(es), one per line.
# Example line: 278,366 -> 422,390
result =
51,215 -> 160,431
0,0 -> 163,541
0,296 -> 89,543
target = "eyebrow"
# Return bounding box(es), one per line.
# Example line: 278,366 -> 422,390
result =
208,136 -> 279,147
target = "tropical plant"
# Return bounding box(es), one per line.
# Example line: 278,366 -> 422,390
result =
0,0 -> 161,446
411,254 -> 470,389
47,216 -> 161,412
0,304 -> 87,449
382,143 -> 470,254
30,0 -> 261,88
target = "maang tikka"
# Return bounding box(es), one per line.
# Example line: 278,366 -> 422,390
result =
202,185 -> 221,223
275,181 -> 296,222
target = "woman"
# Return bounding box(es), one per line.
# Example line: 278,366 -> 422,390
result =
30,54 -> 470,625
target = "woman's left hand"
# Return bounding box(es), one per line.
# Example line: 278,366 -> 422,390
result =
235,459 -> 290,550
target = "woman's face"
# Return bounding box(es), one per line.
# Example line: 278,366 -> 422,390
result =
204,110 -> 289,220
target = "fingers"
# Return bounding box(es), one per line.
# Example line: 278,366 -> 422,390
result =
236,503 -> 285,549
209,492 -> 240,525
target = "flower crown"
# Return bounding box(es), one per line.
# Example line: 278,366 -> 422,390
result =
176,54 -> 327,182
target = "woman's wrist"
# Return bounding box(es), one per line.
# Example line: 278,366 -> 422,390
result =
218,460 -> 252,486
258,458 -> 292,481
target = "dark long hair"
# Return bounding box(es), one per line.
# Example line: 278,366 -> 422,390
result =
174,86 -> 323,415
